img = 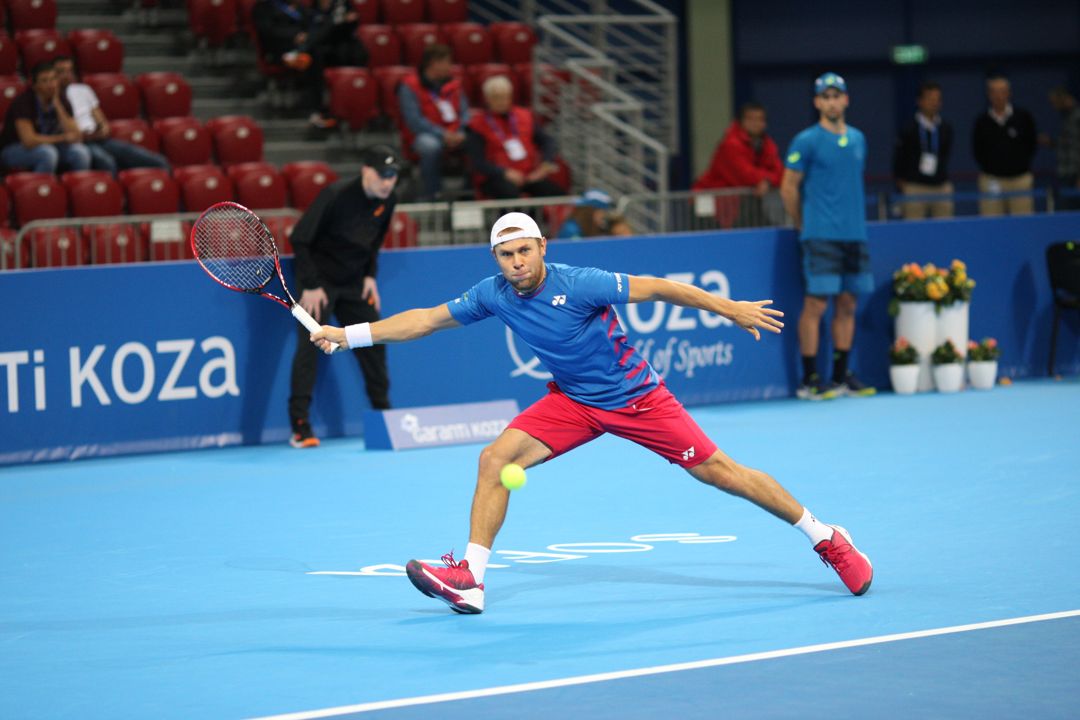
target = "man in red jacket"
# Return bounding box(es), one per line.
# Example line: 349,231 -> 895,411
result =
693,102 -> 784,227
466,74 -> 563,199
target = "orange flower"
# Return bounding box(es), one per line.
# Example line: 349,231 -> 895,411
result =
986,338 -> 997,348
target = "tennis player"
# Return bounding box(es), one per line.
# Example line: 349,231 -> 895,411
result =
310,212 -> 873,613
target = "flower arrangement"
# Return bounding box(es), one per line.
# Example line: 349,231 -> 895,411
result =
889,259 -> 975,315
967,337 -> 1000,362
889,337 -> 918,365
931,339 -> 964,365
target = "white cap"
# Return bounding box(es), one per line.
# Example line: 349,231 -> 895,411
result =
490,211 -> 543,248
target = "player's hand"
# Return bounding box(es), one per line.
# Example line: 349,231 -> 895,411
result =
300,287 -> 329,322
504,169 -> 525,187
362,276 -> 381,314
730,300 -> 784,341
311,326 -> 346,354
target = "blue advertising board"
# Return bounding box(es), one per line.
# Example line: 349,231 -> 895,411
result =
1,212 -> 1077,464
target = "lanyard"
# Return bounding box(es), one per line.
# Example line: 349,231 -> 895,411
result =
484,112 -> 519,141
919,124 -> 939,155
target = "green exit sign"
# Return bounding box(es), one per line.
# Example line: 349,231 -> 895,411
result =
891,45 -> 929,65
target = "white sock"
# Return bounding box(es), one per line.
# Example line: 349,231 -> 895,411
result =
464,542 -> 491,584
794,508 -> 834,546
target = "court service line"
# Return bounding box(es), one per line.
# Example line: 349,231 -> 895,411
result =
250,608 -> 1080,720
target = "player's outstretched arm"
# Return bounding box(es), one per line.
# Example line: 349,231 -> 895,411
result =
627,275 -> 784,341
310,304 -> 460,353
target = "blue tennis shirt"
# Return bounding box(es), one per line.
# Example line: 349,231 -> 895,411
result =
785,124 -> 868,242
447,263 -> 660,409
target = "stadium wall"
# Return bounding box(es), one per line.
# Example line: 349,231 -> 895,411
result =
2,213 -> 1077,465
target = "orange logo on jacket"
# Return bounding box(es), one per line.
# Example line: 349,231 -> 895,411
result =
374,204 -> 385,217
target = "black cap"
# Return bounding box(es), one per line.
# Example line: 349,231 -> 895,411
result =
362,144 -> 400,178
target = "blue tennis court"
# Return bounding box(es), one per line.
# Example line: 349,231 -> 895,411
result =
2,379 -> 1078,719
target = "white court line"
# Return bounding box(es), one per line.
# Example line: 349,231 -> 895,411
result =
249,609 -> 1080,720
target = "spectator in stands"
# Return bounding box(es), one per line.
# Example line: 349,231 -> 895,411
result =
1047,86 -> 1080,211
0,61 -> 90,174
251,0 -> 335,129
556,188 -> 632,239
309,0 -> 368,68
780,72 -> 875,402
893,81 -> 954,219
466,75 -> 563,199
398,44 -> 470,201
692,101 -> 784,227
53,57 -> 170,177
286,145 -> 400,448
972,73 -> 1038,216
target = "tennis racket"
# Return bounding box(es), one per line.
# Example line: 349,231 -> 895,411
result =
190,201 -> 337,353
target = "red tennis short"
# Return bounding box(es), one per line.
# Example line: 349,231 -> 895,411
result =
508,382 -> 717,468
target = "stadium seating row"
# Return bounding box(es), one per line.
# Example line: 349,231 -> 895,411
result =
0,71 -> 192,123
0,0 -> 58,33
0,28 -> 123,75
354,21 -> 536,68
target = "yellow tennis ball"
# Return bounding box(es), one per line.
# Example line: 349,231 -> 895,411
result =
500,463 -> 527,491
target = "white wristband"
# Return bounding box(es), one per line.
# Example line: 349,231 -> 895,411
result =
344,322 -> 373,349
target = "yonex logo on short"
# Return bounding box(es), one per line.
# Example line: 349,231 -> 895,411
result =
682,446 -> 695,461
552,295 -> 567,306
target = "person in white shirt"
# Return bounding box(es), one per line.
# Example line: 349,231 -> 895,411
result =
53,56 -> 169,176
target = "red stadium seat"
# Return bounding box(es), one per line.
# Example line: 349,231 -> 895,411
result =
372,65 -> 415,124
0,74 -> 26,120
67,29 -> 124,75
0,184 -> 10,227
118,168 -> 180,214
489,22 -> 536,65
137,72 -> 192,120
174,164 -> 234,212
83,73 -> 140,119
187,0 -> 237,47
15,29 -> 69,71
385,210 -> 417,248
530,63 -> 571,123
142,220 -> 193,261
30,226 -> 84,267
426,0 -> 468,24
86,223 -> 146,264
264,214 -> 298,254
357,24 -> 402,68
351,0 -> 379,24
153,116 -> 212,167
61,170 -> 123,217
205,114 -> 264,166
109,118 -> 160,153
4,172 -> 67,226
0,32 -> 18,75
397,23 -> 439,66
324,67 -> 378,131
380,0 -> 424,25
444,23 -> 491,66
282,161 -> 338,210
237,0 -> 258,36
226,162 -> 286,209
0,227 -> 28,269
7,0 -> 57,31
465,62 -> 511,105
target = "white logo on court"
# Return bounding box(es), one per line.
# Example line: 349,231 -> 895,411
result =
505,328 -> 552,379
552,295 -> 567,306
400,413 -> 419,432
682,446 -> 695,461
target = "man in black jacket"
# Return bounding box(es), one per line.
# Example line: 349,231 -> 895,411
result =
893,81 -> 954,219
287,145 -> 400,448
973,73 -> 1038,216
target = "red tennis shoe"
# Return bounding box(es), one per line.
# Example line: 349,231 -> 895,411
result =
814,525 -> 873,596
406,553 -> 485,614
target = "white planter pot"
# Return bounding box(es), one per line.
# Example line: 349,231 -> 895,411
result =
936,301 -> 970,358
895,301 -> 936,392
889,364 -> 920,395
932,363 -> 965,393
967,360 -> 998,390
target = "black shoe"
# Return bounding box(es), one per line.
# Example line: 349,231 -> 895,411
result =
289,418 -> 320,448
836,372 -> 877,398
796,373 -> 838,401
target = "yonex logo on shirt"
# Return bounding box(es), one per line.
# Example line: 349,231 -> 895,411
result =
552,295 -> 567,306
682,446 -> 696,461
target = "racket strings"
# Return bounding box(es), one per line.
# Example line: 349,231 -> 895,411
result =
193,205 -> 279,292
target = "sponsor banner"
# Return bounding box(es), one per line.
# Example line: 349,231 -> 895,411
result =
1,213 -> 1077,464
363,399 -> 520,450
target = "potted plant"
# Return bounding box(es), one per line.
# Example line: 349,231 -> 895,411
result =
888,337 -> 920,395
890,263 -> 936,392
967,337 -> 1000,390
931,339 -> 965,393
937,259 -> 975,355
